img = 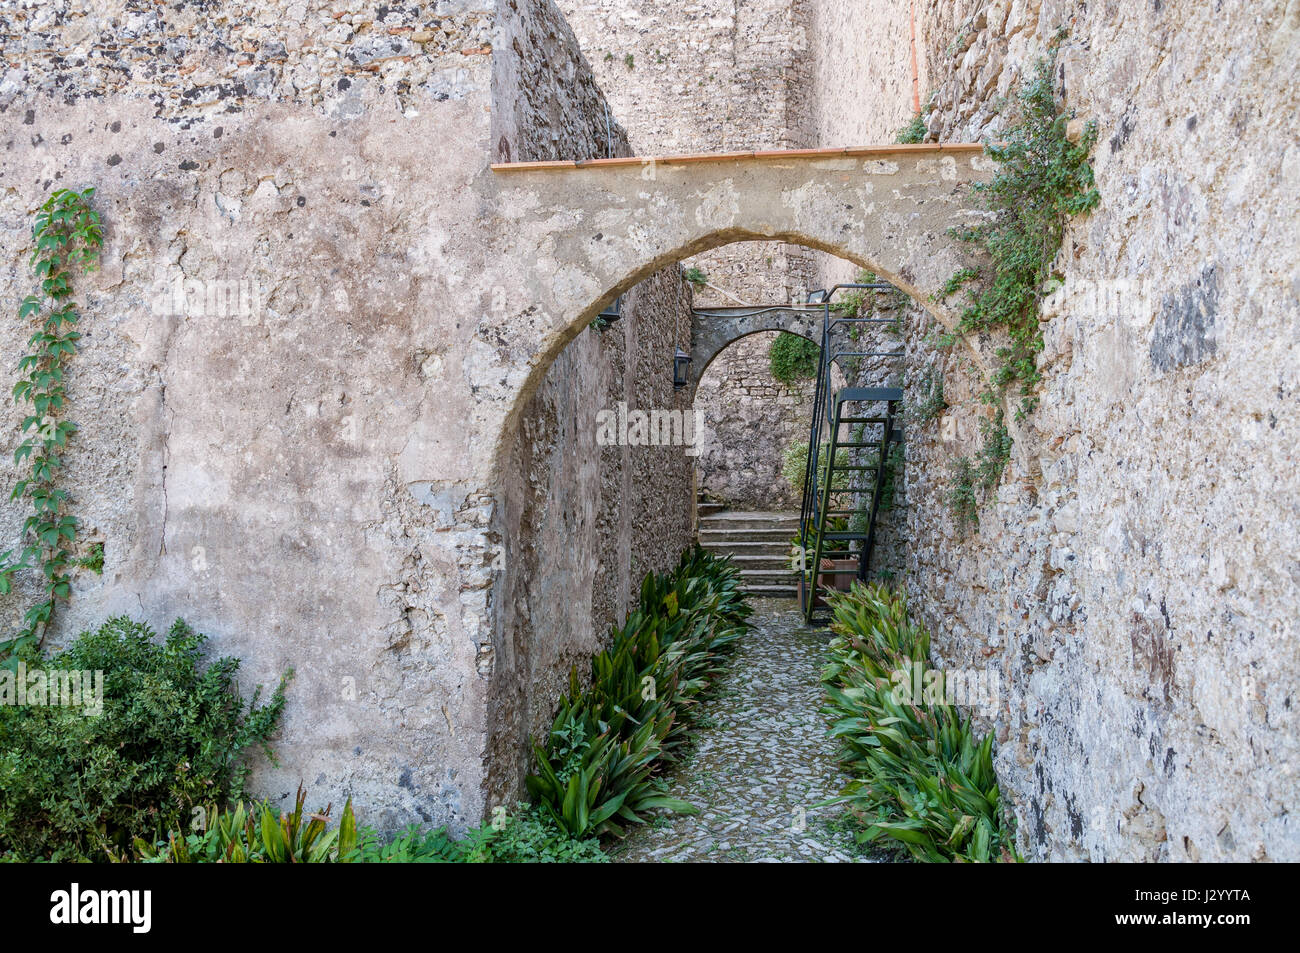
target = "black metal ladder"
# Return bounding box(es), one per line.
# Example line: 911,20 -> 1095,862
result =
796,285 -> 903,624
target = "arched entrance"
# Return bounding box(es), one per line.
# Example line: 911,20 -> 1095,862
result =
480,145 -> 990,800
485,144 -> 993,469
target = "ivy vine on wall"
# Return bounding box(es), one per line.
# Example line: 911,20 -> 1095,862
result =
0,187 -> 103,664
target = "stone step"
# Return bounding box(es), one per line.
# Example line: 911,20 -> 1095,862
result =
741,583 -> 798,599
728,553 -> 794,571
702,540 -> 794,558
699,511 -> 800,531
697,501 -> 727,517
699,527 -> 796,544
739,568 -> 799,586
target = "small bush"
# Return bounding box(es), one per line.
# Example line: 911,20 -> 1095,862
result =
140,794 -> 607,864
820,584 -> 1020,862
910,365 -> 947,425
947,457 -> 979,530
895,111 -> 928,144
485,805 -> 608,862
768,332 -> 821,384
355,805 -> 605,863
0,617 -> 289,861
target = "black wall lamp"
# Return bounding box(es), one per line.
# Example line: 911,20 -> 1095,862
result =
597,295 -> 623,322
673,348 -> 692,388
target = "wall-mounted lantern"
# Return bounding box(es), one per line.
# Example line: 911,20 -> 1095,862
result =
673,348 -> 692,388
597,295 -> 623,323
806,289 -> 829,305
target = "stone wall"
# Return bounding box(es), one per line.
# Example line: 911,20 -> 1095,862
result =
491,268 -> 694,803
555,0 -> 820,510
694,331 -> 811,510
0,0 -> 518,835
859,0 -> 1298,861
0,0 -> 694,832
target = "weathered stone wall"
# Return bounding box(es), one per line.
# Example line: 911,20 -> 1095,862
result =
0,0 -> 694,832
486,0 -> 694,806
0,1 -> 509,833
838,0 -> 1299,861
694,331 -> 810,510
555,0 -> 820,512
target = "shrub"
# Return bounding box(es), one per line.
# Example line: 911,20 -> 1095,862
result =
946,457 -> 979,530
782,441 -> 811,495
0,617 -> 289,861
526,545 -> 751,838
484,805 -> 608,862
910,364 -> 947,425
768,332 -> 821,383
895,111 -> 928,144
352,804 -> 605,863
139,795 -> 606,864
782,440 -> 850,498
820,583 -> 1020,862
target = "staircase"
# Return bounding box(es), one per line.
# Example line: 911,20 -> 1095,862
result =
697,510 -> 799,598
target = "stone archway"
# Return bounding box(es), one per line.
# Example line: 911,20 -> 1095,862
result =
478,143 -> 993,800
688,306 -> 824,391
486,144 -> 992,470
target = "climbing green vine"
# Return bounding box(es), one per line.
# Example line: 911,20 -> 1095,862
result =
936,34 -> 1099,526
0,187 -> 102,663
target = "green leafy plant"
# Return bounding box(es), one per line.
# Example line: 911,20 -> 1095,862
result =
0,617 -> 290,861
526,546 -> 751,838
910,365 -> 947,425
768,331 -> 821,384
895,109 -> 929,144
73,541 -> 104,574
483,804 -> 608,862
139,795 -> 605,864
947,457 -> 979,530
682,266 -> 709,287
944,412 -> 1011,531
975,412 -> 1012,491
136,785 -> 357,863
0,188 -> 103,663
820,583 -> 1020,862
782,439 -> 849,497
940,36 -> 1099,419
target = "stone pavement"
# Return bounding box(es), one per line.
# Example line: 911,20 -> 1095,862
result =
611,597 -> 885,863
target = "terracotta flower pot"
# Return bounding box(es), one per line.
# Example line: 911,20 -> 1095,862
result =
818,558 -> 858,593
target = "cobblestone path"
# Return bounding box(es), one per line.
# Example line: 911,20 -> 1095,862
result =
611,597 -> 882,863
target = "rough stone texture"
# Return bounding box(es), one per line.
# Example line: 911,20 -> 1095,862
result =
611,597 -> 879,863
5,0 -> 1291,865
0,78 -> 500,833
694,332 -> 810,509
0,0 -> 696,832
554,0 -> 822,503
488,0 -> 698,809
887,0 -> 1300,861
687,305 -> 831,510
492,266 -> 695,804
